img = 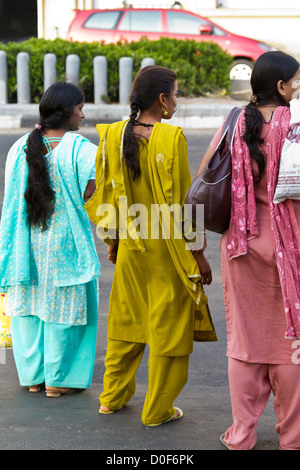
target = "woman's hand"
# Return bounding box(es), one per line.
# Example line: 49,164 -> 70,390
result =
107,244 -> 118,264
193,252 -> 212,285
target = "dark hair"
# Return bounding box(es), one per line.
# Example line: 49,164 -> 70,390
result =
244,51 -> 299,181
124,65 -> 177,179
24,82 -> 84,230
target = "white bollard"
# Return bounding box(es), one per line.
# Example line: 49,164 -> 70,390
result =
44,53 -> 57,91
93,56 -> 108,104
141,58 -> 155,68
0,51 -> 8,104
66,54 -> 80,85
119,57 -> 133,105
17,52 -> 31,104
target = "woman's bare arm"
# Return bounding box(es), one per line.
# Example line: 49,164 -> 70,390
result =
193,125 -> 224,181
192,145 -> 215,181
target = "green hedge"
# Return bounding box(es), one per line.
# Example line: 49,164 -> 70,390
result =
0,37 -> 233,103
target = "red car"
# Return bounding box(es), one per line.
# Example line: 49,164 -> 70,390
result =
67,7 -> 274,80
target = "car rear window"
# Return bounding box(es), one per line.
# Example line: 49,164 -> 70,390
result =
83,11 -> 122,30
166,11 -> 225,36
118,10 -> 162,32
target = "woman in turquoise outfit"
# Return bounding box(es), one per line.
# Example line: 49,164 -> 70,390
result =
0,82 -> 101,397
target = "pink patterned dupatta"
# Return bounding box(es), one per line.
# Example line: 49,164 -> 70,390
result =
227,107 -> 300,339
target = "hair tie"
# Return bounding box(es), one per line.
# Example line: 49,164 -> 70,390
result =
250,94 -> 258,105
35,123 -> 42,131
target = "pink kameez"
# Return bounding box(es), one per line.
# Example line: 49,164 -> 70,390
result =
209,107 -> 300,449
210,108 -> 300,364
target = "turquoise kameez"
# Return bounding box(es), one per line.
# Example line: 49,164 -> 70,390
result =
0,132 -> 101,388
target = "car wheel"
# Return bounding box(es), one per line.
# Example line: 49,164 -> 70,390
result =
230,59 -> 253,101
230,59 -> 253,81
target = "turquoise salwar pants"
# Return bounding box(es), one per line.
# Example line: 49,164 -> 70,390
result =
10,280 -> 98,389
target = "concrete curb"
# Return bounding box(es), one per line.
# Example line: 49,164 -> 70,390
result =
0,98 -> 247,130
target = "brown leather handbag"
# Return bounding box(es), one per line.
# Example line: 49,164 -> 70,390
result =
185,107 -> 242,234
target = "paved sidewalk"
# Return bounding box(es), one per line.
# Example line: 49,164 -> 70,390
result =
0,228 -> 280,452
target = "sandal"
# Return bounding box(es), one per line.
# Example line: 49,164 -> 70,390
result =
28,384 -> 44,393
99,406 -> 115,415
45,386 -> 79,398
220,433 -> 233,450
145,406 -> 183,427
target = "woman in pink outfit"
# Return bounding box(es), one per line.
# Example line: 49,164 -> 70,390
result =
194,51 -> 300,450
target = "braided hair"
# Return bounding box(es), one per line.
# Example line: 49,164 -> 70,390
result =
244,51 -> 299,182
123,65 -> 177,180
24,82 -> 84,231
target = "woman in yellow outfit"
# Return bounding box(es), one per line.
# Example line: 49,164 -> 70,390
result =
85,66 -> 217,426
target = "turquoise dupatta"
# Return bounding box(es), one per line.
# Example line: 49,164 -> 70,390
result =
0,132 -> 100,289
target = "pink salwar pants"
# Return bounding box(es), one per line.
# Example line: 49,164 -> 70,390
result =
224,358 -> 300,450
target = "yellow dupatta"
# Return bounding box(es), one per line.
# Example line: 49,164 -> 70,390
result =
85,120 -> 217,342
147,122 -> 217,342
85,120 -> 145,251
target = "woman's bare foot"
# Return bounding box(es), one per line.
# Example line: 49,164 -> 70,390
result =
99,405 -> 114,414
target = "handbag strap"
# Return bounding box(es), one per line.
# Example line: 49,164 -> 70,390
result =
223,107 -> 243,152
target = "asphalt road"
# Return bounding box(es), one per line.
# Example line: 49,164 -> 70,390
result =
0,128 -> 279,453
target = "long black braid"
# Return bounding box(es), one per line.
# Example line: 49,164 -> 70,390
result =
123,101 -> 141,180
123,66 -> 177,180
24,82 -> 84,230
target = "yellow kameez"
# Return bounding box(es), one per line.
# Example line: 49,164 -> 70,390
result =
85,120 -> 216,423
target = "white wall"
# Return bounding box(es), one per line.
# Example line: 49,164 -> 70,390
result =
39,0 -> 76,39
39,0 -> 93,39
180,1 -> 300,59
92,0 -> 299,9
202,10 -> 300,59
217,0 -> 298,8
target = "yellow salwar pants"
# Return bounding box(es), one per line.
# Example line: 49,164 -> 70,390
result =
100,339 -> 189,426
